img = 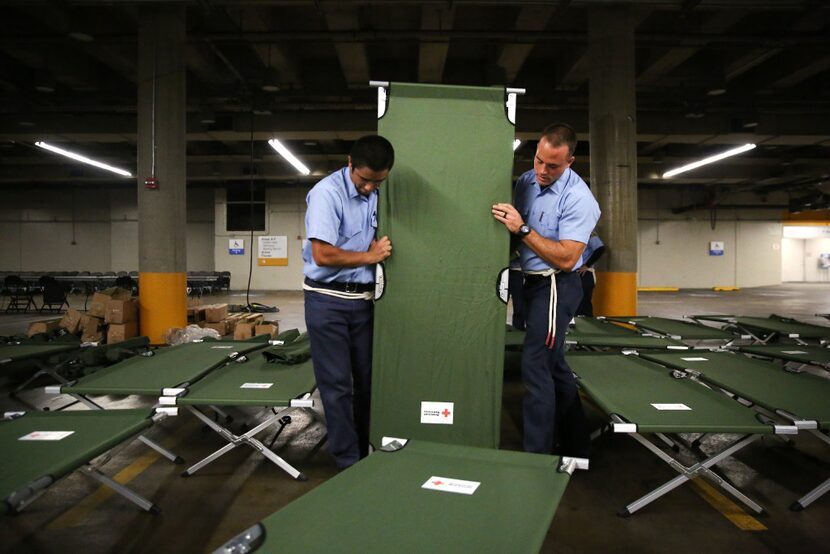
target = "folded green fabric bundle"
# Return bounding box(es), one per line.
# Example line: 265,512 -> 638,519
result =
261,330 -> 310,364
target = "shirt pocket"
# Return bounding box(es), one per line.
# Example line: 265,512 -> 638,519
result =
342,219 -> 363,239
541,211 -> 561,237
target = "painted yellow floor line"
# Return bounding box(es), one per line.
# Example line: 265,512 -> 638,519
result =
690,477 -> 767,531
638,287 -> 680,292
48,424 -> 193,530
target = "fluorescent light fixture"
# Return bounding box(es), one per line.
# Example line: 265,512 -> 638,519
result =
268,139 -> 310,175
35,141 -> 132,177
513,139 -> 521,151
662,143 -> 756,178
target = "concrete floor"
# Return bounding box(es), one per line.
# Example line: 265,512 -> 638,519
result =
1,284 -> 829,553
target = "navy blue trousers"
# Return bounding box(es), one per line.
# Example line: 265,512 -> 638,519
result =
508,268 -> 526,330
576,271 -> 596,317
521,271 -> 591,457
304,290 -> 374,469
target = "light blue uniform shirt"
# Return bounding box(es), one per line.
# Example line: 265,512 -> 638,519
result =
303,167 -> 378,284
580,235 -> 605,267
513,167 -> 600,272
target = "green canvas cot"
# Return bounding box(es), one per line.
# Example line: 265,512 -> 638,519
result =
371,82 -> 514,448
214,439 -> 577,553
1,409 -> 165,514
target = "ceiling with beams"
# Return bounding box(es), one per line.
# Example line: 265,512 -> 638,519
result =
1,0 -> 829,211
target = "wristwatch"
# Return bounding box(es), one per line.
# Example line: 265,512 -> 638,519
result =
517,224 -> 531,238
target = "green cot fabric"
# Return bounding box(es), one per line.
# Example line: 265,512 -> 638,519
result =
178,357 -> 316,407
64,341 -> 267,395
251,440 -> 569,553
737,345 -> 830,366
693,315 -> 830,338
566,335 -> 688,349
371,83 -> 513,448
0,343 -> 79,365
260,332 -> 310,364
568,317 -> 636,337
606,316 -> 735,340
76,336 -> 150,367
638,351 -> 830,429
0,409 -> 152,514
566,352 -> 773,434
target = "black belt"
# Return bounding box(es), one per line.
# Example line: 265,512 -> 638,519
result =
523,273 -> 551,285
523,271 -> 574,285
304,277 -> 374,293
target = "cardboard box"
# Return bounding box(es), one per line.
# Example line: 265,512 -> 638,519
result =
107,321 -> 138,344
255,323 -> 279,338
201,321 -> 228,336
58,308 -> 83,335
187,306 -> 205,324
27,319 -> 61,337
80,314 -> 103,331
88,287 -> 132,318
233,322 -> 254,340
80,314 -> 104,342
105,298 -> 137,324
204,304 -> 229,323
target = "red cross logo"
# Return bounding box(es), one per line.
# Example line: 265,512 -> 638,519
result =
432,480 -> 444,486
442,409 -> 451,417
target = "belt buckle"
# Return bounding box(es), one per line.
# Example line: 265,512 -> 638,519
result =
344,282 -> 358,293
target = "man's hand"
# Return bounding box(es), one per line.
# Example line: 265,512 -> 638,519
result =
368,236 -> 392,263
492,203 -> 523,234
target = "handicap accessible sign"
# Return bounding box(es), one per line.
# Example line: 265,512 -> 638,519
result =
229,239 -> 244,255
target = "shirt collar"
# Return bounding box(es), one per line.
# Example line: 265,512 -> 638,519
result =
536,168 -> 572,195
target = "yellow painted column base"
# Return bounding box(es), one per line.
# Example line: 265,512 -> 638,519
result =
139,272 -> 187,345
593,271 -> 637,317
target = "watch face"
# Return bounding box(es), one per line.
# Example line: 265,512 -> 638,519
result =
520,225 -> 530,235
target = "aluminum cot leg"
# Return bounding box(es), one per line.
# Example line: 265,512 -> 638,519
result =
791,477 -> 830,511
182,406 -> 306,480
621,432 -> 764,516
791,430 -> 830,510
138,435 -> 184,464
80,465 -> 160,514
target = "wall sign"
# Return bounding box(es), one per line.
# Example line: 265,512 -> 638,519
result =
229,239 -> 244,255
258,236 -> 288,266
709,241 -> 724,256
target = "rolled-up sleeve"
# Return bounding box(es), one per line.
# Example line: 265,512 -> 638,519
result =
306,187 -> 341,246
558,192 -> 601,245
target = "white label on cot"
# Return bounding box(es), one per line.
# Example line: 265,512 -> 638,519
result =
421,401 -> 454,425
781,350 -> 808,355
19,431 -> 75,441
651,403 -> 692,411
680,357 -> 709,362
422,476 -> 480,495
240,383 -> 273,389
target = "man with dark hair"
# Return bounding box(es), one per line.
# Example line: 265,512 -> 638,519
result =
302,135 -> 395,469
492,123 -> 600,458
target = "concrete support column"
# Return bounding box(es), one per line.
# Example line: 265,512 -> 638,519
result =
588,7 -> 638,316
137,5 -> 187,343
